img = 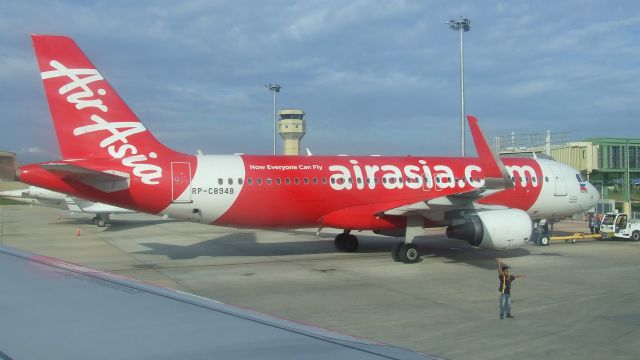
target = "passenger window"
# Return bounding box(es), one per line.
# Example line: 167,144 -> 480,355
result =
276,178 -> 282,185
331,178 -> 335,184
228,178 -> 233,185
374,178 -> 379,184
545,176 -> 549,182
238,178 -> 243,185
285,178 -> 291,185
247,178 -> 252,185
266,178 -> 272,185
313,178 -> 318,184
348,178 -> 353,184
357,177 -> 362,184
257,178 -> 262,185
218,178 -> 223,185
322,178 -> 327,184
296,178 -> 301,185
303,178 -> 309,184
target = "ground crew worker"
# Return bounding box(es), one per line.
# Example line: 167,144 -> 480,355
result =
497,258 -> 526,319
589,215 -> 597,234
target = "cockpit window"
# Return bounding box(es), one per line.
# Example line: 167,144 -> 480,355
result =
575,174 -> 584,182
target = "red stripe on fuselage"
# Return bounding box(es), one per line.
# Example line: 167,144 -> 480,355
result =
213,155 -> 542,229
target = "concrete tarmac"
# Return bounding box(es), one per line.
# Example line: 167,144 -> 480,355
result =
1,204 -> 639,359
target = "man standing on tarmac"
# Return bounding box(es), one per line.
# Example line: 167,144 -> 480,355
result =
498,258 -> 526,319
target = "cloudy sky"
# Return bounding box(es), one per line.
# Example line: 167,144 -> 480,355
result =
1,1 -> 639,163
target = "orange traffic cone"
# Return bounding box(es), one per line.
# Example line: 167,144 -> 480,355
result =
75,228 -> 81,236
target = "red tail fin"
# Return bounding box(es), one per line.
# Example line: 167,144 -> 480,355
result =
32,34 -> 177,160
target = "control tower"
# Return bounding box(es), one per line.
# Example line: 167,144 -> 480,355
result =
277,109 -> 306,155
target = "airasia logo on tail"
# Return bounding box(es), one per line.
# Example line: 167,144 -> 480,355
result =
41,60 -> 162,185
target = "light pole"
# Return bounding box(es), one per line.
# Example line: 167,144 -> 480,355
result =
266,83 -> 281,155
446,18 -> 470,156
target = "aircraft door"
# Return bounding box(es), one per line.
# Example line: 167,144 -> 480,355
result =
550,164 -> 567,196
171,162 -> 192,203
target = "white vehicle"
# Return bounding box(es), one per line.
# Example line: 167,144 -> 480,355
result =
600,213 -> 640,241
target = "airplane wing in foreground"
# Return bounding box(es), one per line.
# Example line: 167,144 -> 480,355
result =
0,245 -> 438,360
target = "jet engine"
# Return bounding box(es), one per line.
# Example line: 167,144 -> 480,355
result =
445,209 -> 533,250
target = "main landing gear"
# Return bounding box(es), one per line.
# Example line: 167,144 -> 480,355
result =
333,215 -> 424,264
91,213 -> 111,227
391,215 -> 423,264
391,243 -> 420,263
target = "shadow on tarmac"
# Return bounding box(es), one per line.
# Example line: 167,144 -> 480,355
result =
132,230 -> 530,269
55,218 -> 176,230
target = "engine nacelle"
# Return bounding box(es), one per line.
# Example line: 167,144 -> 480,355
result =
445,209 -> 533,250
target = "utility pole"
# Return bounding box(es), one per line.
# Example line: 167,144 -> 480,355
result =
265,84 -> 281,155
446,18 -> 471,156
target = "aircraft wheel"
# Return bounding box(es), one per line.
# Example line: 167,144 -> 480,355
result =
343,234 -> 359,252
334,233 -> 346,251
631,231 -> 640,242
398,243 -> 420,264
540,236 -> 549,246
96,219 -> 107,227
391,243 -> 403,262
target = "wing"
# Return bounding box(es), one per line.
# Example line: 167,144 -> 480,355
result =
384,116 -> 513,222
71,199 -> 136,214
0,245 -> 436,359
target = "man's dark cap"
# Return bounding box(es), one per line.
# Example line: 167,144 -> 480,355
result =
501,265 -> 511,271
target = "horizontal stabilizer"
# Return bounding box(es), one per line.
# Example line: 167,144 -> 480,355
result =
42,163 -> 130,193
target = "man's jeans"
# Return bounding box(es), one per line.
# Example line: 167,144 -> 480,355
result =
499,293 -> 511,316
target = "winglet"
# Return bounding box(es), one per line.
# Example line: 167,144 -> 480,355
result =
467,115 -> 513,190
